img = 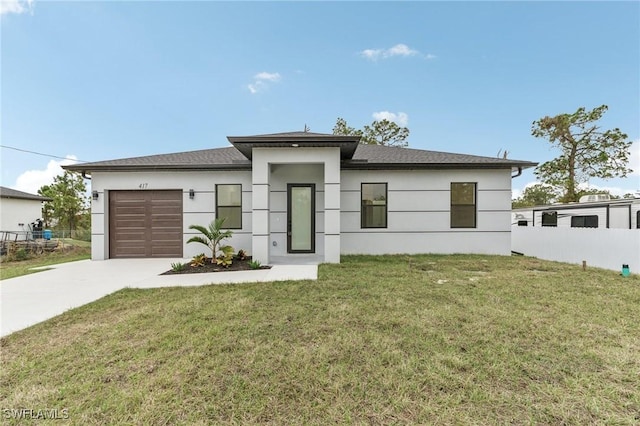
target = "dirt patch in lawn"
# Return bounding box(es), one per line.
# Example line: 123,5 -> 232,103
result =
161,257 -> 271,275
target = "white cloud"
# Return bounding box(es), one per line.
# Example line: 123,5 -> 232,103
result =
425,53 -> 437,60
359,43 -> 434,61
13,156 -> 78,195
0,0 -> 34,15
372,111 -> 409,127
247,71 -> 281,94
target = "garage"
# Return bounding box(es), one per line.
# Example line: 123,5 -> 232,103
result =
109,190 -> 183,258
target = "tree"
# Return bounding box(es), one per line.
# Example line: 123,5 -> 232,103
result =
531,105 -> 632,203
333,117 -> 410,147
332,117 -> 363,138
38,171 -> 88,230
187,218 -> 234,264
512,184 -> 559,208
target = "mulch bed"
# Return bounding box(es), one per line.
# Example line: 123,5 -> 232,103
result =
161,256 -> 271,275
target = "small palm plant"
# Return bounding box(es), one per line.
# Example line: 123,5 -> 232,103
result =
187,218 -> 234,264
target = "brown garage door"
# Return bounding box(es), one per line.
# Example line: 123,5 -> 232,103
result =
109,190 -> 183,258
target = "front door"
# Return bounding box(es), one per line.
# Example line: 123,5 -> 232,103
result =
287,184 -> 315,253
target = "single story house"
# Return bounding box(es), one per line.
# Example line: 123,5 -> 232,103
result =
64,131 -> 536,263
0,186 -> 51,239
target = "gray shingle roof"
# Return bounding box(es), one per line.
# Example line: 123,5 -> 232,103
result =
65,147 -> 250,171
349,144 -> 536,168
0,186 -> 52,201
64,141 -> 537,173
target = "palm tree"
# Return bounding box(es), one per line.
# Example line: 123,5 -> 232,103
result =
187,218 -> 233,263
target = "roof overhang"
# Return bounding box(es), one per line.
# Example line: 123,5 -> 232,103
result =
227,134 -> 361,160
340,161 -> 538,171
63,162 -> 253,175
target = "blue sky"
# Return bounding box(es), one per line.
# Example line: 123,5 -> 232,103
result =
2,1 -> 639,197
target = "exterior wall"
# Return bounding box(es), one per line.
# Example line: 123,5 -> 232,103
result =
340,169 -> 513,255
513,200 -> 640,229
251,147 -> 341,264
90,170 -> 252,260
512,227 -> 640,274
0,198 -> 44,238
90,164 -> 517,261
268,164 -> 325,257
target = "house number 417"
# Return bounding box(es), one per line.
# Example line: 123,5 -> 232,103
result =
139,183 -> 148,189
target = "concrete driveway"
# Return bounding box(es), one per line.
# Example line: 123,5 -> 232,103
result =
0,259 -> 317,337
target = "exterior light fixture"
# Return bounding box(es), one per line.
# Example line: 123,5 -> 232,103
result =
92,190 -> 99,201
189,189 -> 195,199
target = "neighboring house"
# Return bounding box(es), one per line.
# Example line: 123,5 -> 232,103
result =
512,196 -> 640,273
0,186 -> 51,239
64,131 -> 536,263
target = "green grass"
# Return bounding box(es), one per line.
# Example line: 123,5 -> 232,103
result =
0,243 -> 91,280
1,254 -> 639,424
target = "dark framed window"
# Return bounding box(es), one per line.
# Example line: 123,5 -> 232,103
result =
571,215 -> 598,228
637,211 -> 640,229
517,220 -> 528,226
216,184 -> 242,229
361,183 -> 387,228
451,182 -> 476,228
541,211 -> 557,227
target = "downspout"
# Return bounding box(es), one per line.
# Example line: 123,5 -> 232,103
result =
82,171 -> 91,180
511,167 -> 522,179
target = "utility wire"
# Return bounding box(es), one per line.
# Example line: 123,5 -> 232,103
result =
0,144 -> 90,163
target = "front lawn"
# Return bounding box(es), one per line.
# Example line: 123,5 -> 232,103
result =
1,255 -> 638,424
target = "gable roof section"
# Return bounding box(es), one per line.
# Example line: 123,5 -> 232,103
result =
64,135 -> 537,174
0,186 -> 52,201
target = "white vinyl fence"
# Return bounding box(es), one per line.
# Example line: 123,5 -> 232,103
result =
512,227 -> 640,274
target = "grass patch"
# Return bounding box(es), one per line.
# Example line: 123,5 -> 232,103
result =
0,243 -> 91,280
1,254 -> 639,424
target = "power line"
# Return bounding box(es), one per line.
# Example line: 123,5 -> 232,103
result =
0,144 -> 90,163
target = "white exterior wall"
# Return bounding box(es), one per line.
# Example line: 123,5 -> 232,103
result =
90,170 -> 252,260
251,147 -> 341,264
268,164 -> 325,257
0,198 -> 45,237
340,169 -> 513,255
90,164 -> 517,261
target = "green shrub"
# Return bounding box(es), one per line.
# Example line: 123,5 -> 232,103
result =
249,259 -> 262,270
190,254 -> 206,267
170,262 -> 186,272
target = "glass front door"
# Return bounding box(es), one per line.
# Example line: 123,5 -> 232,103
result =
287,184 -> 315,253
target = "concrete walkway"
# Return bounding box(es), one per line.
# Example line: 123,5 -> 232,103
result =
0,259 -> 318,337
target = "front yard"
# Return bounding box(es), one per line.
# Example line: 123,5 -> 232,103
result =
1,254 -> 638,424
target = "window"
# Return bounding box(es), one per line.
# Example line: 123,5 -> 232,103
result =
637,211 -> 640,229
216,184 -> 242,229
571,215 -> 598,228
450,182 -> 476,228
517,220 -> 528,226
361,183 -> 387,228
541,211 -> 557,227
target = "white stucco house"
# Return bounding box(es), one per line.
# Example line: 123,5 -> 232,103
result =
0,186 -> 51,239
64,131 -> 536,263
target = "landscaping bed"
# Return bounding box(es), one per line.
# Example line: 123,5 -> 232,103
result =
161,256 -> 271,275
